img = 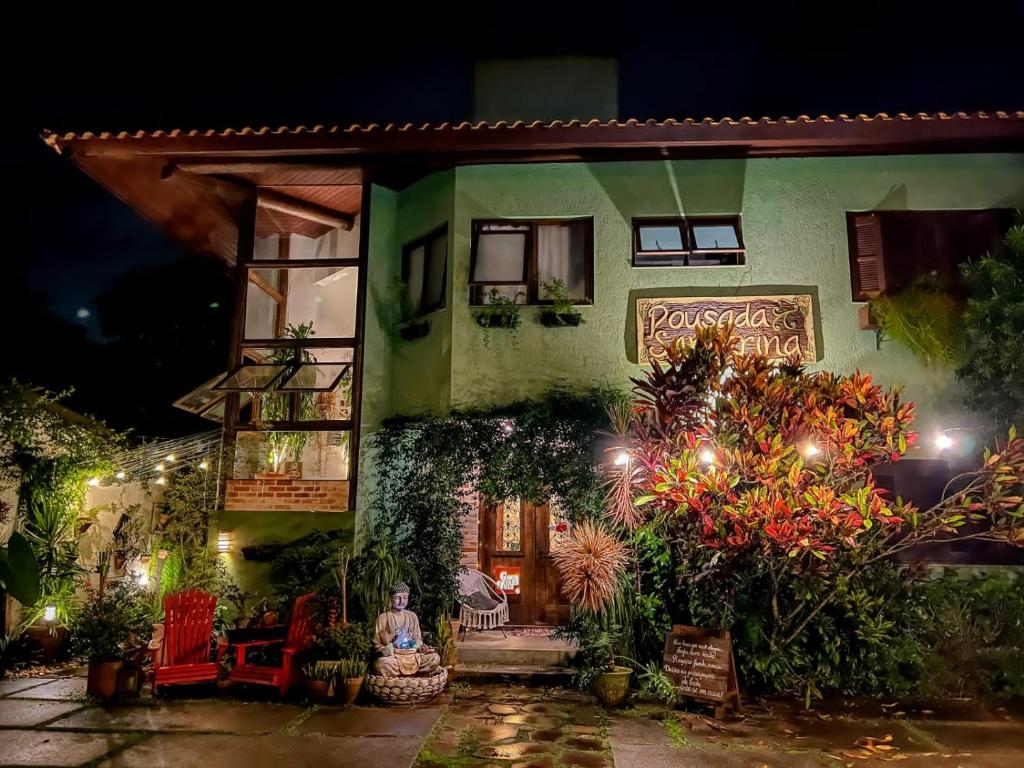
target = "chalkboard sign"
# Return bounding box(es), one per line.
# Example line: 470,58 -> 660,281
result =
662,625 -> 741,716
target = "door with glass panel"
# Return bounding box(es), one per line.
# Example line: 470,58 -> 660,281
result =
479,497 -> 570,625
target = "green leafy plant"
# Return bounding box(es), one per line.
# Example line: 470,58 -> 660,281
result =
869,276 -> 964,367
0,532 -> 40,607
21,496 -> 85,627
540,279 -> 584,327
69,582 -> 153,662
262,322 -> 318,470
353,526 -> 415,619
473,288 -> 522,344
554,608 -> 624,691
269,530 -> 351,610
310,622 -> 371,662
959,217 -> 1024,432
434,615 -> 457,669
635,660 -> 677,705
337,657 -> 366,680
302,660 -> 338,682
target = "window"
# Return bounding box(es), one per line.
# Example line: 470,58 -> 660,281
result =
846,210 -> 1012,301
632,216 -> 744,267
402,226 -> 448,317
469,219 -> 593,304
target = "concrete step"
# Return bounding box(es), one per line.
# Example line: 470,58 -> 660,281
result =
455,633 -> 576,667
454,663 -> 575,686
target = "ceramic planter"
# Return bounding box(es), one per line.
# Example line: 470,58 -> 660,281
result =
87,660 -> 124,700
304,678 -> 331,704
341,676 -> 364,706
593,665 -> 632,708
540,311 -> 583,327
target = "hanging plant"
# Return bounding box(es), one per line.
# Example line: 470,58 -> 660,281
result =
868,277 -> 964,367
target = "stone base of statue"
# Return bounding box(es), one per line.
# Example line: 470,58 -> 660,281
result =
365,666 -> 448,705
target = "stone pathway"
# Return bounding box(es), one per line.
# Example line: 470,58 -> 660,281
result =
3,676 -> 1024,767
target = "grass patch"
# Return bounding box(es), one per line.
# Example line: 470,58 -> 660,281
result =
663,716 -> 688,747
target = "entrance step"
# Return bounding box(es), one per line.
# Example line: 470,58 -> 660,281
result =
454,663 -> 575,686
456,631 -> 576,667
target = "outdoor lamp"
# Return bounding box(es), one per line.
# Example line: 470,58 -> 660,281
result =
613,452 -> 630,466
802,443 -> 820,458
935,433 -> 955,451
217,531 -> 233,553
699,448 -> 716,466
87,477 -> 100,487
43,605 -> 57,622
115,471 -> 126,480
198,461 -> 209,471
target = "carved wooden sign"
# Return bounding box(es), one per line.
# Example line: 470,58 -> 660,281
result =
662,625 -> 741,715
636,294 -> 816,365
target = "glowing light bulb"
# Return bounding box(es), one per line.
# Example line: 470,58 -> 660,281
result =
699,448 -> 716,466
43,605 -> 57,622
935,433 -> 954,451
198,461 -> 209,471
115,471 -> 126,480
217,531 -> 233,553
155,463 -> 165,472
87,477 -> 100,487
614,452 -> 630,466
137,572 -> 149,587
166,454 -> 176,462
156,476 -> 167,486
802,443 -> 820,458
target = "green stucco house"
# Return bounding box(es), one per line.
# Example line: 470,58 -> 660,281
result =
46,107 -> 1024,605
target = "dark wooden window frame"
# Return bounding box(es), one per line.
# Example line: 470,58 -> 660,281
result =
469,217 -> 594,305
846,208 -> 1013,302
401,224 -> 449,318
224,192 -> 370,509
632,215 -> 745,267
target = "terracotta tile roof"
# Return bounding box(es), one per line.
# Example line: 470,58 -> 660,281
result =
42,111 -> 1024,148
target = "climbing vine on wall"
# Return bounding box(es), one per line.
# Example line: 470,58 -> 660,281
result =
368,388 -> 621,626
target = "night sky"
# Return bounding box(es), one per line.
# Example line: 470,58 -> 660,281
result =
3,4 -> 1022,436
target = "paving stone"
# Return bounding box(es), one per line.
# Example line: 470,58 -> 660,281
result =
0,699 -> 84,727
487,703 -> 518,715
0,678 -> 52,697
522,702 -> 569,716
10,677 -> 87,701
0,729 -> 130,767
47,700 -> 304,733
469,723 -> 521,743
475,742 -> 552,760
569,724 -> 600,736
97,733 -> 424,768
915,721 -> 1024,752
527,728 -> 563,742
560,749 -> 608,768
510,758 -> 556,768
503,713 -> 561,728
299,705 -> 443,737
564,735 -> 604,751
609,743 -> 827,768
771,718 -> 927,752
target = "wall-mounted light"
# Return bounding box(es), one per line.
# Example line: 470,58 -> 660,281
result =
217,531 -> 233,554
43,605 -> 57,622
137,572 -> 150,587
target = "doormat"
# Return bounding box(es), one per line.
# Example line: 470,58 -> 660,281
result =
507,627 -> 555,637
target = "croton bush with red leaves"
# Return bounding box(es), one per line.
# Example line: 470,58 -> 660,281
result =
600,326 -> 1024,696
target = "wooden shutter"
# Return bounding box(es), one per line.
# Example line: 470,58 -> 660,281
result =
849,213 -> 887,300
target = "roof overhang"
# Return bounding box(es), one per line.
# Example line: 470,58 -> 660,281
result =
43,112 -> 1024,263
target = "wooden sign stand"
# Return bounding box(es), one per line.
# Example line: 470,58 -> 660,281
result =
665,624 -> 742,719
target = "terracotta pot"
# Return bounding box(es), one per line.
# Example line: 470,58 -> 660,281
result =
593,666 -> 632,709
261,611 -> 279,628
87,660 -> 124,699
304,678 -> 330,704
448,618 -> 461,638
341,676 -> 364,706
24,625 -> 67,664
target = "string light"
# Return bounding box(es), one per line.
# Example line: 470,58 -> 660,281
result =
115,471 -> 126,480
198,461 -> 209,471
155,476 -> 167,486
104,430 -> 220,483
87,477 -> 100,487
137,572 -> 149,587
155,463 -> 165,472
166,454 -> 176,463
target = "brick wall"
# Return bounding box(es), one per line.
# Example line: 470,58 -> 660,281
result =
460,487 -> 480,569
224,478 -> 350,512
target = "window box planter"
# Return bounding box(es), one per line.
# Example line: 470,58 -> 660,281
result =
540,310 -> 583,327
475,313 -> 520,330
399,319 -> 431,341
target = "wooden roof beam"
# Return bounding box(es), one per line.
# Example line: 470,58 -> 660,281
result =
162,166 -> 354,230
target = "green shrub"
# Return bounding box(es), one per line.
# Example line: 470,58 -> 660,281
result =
69,582 -> 154,662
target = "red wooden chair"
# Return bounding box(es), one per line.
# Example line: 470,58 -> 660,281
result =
228,592 -> 316,696
150,589 -> 220,694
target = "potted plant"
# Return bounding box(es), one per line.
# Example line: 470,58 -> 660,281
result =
261,322 -> 319,475
435,614 -> 457,680
474,288 -> 522,330
337,657 -> 366,705
555,612 -> 632,708
540,279 -> 585,327
302,661 -> 335,703
69,582 -> 153,699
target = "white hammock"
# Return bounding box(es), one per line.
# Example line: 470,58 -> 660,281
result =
457,568 -> 509,635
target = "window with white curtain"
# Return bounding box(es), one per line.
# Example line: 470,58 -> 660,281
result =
402,225 -> 448,317
469,219 -> 593,305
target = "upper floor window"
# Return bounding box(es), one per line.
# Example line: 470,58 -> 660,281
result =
847,209 -> 1012,301
632,216 -> 744,267
402,225 -> 448,318
469,219 -> 594,305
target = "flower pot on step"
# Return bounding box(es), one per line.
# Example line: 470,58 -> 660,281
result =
593,665 -> 632,708
341,675 -> 364,706
87,660 -> 124,700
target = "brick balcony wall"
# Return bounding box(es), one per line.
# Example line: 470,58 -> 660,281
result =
224,478 -> 350,512
460,487 -> 480,569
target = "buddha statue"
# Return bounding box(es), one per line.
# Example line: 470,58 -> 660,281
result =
372,581 -> 440,677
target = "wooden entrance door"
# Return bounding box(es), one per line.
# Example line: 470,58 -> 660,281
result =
478,497 -> 570,625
